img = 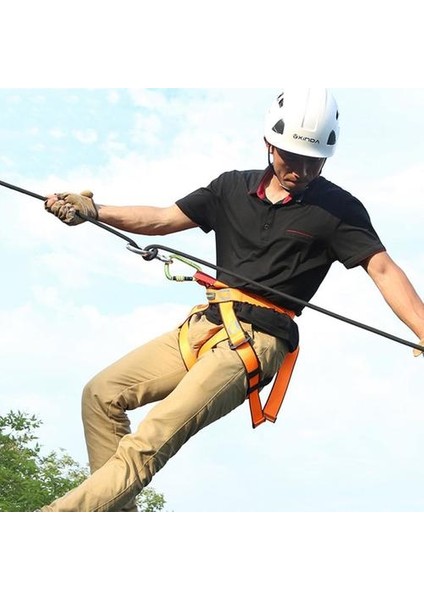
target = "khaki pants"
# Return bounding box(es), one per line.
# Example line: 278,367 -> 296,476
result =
40,314 -> 288,512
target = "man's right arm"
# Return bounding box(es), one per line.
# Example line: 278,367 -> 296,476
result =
45,193 -> 199,235
96,203 -> 198,235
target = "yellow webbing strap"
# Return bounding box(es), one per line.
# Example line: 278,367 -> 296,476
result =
177,277 -> 299,428
218,299 -> 265,427
178,304 -> 209,370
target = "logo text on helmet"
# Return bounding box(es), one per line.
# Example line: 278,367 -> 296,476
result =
293,134 -> 320,144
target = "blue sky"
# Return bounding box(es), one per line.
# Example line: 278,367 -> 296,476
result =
1,88 -> 424,516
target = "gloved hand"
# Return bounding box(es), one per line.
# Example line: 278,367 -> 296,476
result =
46,190 -> 98,226
413,339 -> 424,357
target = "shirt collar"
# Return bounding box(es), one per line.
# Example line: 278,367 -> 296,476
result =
249,166 -> 294,205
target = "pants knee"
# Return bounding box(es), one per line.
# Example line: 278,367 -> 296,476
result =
81,374 -> 110,419
81,371 -> 131,423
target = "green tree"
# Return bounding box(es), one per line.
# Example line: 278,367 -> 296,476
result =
137,487 -> 166,512
0,410 -> 166,512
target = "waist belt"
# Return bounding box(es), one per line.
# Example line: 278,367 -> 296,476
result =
178,272 -> 299,428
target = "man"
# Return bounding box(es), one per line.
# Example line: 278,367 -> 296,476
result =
41,88 -> 424,512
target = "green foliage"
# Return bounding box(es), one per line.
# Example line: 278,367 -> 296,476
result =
136,487 -> 166,512
0,410 -> 88,512
0,410 -> 166,512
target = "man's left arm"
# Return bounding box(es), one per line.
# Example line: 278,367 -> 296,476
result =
363,251 -> 424,354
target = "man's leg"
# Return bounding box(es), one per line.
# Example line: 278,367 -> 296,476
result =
81,328 -> 187,474
40,319 -> 287,511
80,327 -> 187,511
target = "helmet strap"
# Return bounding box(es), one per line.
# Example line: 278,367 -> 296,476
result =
267,147 -> 291,192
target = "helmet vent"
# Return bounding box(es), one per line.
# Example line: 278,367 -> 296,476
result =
327,130 -> 337,146
277,93 -> 285,108
272,119 -> 285,135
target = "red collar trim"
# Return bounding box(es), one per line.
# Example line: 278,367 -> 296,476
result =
256,170 -> 271,200
254,167 -> 293,205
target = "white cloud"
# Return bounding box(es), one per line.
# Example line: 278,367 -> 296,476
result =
0,154 -> 14,167
107,90 -> 120,104
128,88 -> 168,110
101,132 -> 128,156
73,129 -> 98,144
132,112 -> 163,145
49,128 -> 66,139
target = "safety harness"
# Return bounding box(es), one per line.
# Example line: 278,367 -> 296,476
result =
178,270 -> 300,429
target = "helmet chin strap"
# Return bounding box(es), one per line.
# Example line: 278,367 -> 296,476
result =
267,148 -> 291,191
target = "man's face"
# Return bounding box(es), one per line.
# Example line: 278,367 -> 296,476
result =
273,147 -> 326,193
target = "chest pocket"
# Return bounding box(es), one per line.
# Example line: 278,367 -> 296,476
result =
284,228 -> 315,242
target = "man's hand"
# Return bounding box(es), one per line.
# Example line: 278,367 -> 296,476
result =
45,190 -> 98,226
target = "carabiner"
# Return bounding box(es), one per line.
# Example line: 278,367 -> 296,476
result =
164,254 -> 201,282
126,244 -> 169,263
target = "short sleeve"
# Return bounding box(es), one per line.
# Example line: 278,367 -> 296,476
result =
175,175 -> 225,233
329,198 -> 386,268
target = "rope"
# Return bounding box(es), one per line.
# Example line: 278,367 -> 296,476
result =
0,179 -> 141,249
142,244 -> 424,354
1,178 -> 423,354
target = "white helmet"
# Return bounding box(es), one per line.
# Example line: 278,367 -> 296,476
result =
264,88 -> 340,158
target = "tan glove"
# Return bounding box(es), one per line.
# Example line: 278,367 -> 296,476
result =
413,339 -> 424,357
48,190 -> 98,226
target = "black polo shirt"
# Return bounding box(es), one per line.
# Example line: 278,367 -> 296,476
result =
176,168 -> 385,350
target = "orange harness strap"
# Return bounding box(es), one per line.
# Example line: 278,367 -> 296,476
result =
178,274 -> 299,428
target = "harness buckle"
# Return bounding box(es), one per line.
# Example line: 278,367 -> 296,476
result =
228,332 -> 252,351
